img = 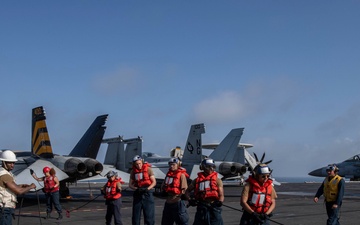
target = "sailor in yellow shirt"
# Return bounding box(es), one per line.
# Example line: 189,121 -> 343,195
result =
314,164 -> 345,225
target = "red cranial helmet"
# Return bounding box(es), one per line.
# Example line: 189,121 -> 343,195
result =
43,166 -> 51,174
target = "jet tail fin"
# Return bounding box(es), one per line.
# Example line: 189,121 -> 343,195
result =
209,128 -> 244,161
69,114 -> 108,158
124,137 -> 142,171
32,106 -> 53,158
181,123 -> 206,171
102,136 -> 142,172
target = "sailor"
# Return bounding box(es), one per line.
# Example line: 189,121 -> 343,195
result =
161,157 -> 189,225
31,166 -> 62,219
186,158 -> 224,225
314,164 -> 345,225
239,164 -> 277,225
129,155 -> 156,225
0,150 -> 36,225
102,170 -> 124,225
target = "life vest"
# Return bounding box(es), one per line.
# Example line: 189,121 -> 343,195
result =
194,171 -> 219,201
0,168 -> 17,208
43,175 -> 59,193
323,175 -> 342,202
246,176 -> 273,213
132,163 -> 152,187
163,167 -> 189,195
104,178 -> 122,200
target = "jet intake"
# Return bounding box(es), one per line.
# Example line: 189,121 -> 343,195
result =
64,158 -> 87,175
84,158 -> 103,175
218,162 -> 247,176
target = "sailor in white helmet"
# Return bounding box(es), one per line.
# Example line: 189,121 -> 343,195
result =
0,150 -> 36,225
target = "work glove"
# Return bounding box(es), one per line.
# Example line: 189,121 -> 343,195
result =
30,169 -> 34,175
100,188 -> 105,195
138,187 -> 148,194
180,194 -> 188,200
259,213 -> 268,220
211,200 -> 223,207
252,212 -> 263,224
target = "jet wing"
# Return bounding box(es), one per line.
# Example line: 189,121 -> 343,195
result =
15,159 -> 69,191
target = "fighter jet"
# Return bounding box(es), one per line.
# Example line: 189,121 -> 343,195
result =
308,154 -> 360,180
5,106 -> 107,197
147,125 -> 250,181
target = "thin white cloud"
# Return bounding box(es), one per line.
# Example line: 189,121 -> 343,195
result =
193,91 -> 251,124
91,67 -> 141,95
192,77 -> 299,125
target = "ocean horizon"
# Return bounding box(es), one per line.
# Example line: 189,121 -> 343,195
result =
275,176 -> 324,183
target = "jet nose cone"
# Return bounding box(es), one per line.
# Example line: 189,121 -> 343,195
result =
308,168 -> 324,177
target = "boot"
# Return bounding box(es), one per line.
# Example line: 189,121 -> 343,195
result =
46,213 -> 50,219
57,213 -> 63,220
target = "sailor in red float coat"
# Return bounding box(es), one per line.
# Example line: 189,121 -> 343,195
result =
129,155 -> 156,225
194,171 -> 220,202
32,167 -> 63,220
102,171 -> 123,225
161,158 -> 190,225
43,175 -> 60,193
186,158 -> 224,225
240,164 -> 277,225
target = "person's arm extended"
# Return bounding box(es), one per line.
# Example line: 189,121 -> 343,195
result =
6,181 -> 36,195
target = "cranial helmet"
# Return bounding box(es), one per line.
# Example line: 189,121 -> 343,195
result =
200,158 -> 216,170
326,164 -> 339,172
43,166 -> 51,174
0,150 -> 18,162
254,164 -> 272,175
168,157 -> 181,166
132,155 -> 143,162
106,170 -> 117,179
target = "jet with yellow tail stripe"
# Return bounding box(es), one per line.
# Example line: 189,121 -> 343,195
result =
6,106 -> 107,197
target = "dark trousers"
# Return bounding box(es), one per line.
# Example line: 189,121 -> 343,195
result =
0,207 -> 14,225
325,202 -> 340,225
161,200 -> 189,225
132,191 -> 155,225
193,202 -> 223,225
45,191 -> 62,214
239,211 -> 270,225
106,198 -> 123,225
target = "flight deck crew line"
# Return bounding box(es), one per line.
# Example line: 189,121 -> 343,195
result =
129,155 -> 157,225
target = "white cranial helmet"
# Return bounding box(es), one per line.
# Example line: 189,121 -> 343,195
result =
0,150 -> 18,162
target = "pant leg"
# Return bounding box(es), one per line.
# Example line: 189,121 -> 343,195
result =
113,198 -> 123,225
105,201 -> 113,225
193,204 -> 209,225
326,202 -> 340,225
209,205 -> 223,225
132,193 -> 143,225
174,200 -> 189,225
239,211 -> 253,225
0,208 -> 14,225
51,191 -> 62,214
45,193 -> 52,213
142,191 -> 155,225
161,202 -> 175,225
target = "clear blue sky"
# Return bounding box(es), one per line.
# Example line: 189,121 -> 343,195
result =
1,1 -> 360,177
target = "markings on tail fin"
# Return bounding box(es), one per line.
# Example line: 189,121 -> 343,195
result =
182,123 -> 205,165
32,106 -> 53,158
